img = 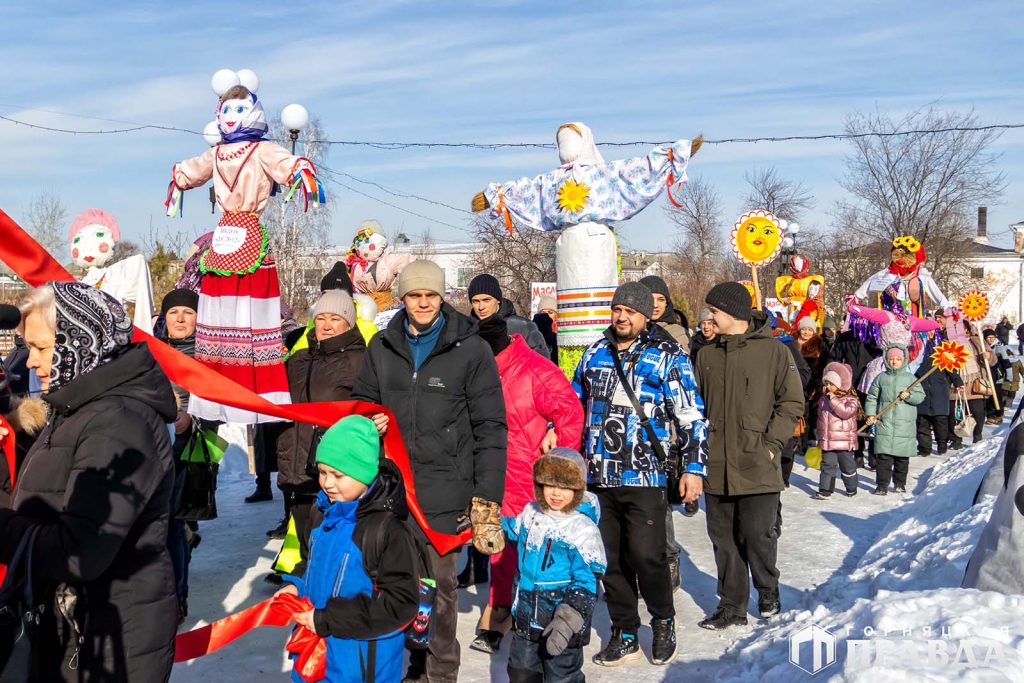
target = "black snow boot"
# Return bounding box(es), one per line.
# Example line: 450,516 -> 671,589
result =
592,628 -> 641,666
650,617 -> 678,665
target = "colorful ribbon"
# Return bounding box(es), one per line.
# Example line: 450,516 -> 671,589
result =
0,208 -> 470,556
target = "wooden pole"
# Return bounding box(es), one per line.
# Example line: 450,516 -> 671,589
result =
973,328 -> 1001,411
247,424 -> 256,475
857,366 -> 938,434
751,265 -> 762,310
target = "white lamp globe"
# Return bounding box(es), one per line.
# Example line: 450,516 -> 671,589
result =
202,120 -> 222,146
281,104 -> 309,132
211,69 -> 240,96
782,237 -> 794,249
788,222 -> 801,235
236,69 -> 260,93
777,219 -> 789,231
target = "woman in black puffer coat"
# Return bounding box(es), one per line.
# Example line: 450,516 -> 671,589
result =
0,282 -> 178,682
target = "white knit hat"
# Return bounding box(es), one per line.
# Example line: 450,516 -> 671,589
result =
797,316 -> 817,332
822,370 -> 842,388
313,289 -> 356,328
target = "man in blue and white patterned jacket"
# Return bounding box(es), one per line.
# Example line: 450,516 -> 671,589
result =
572,281 -> 707,668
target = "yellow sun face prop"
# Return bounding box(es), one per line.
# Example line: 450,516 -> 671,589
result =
931,340 -> 970,373
731,210 -> 784,266
556,180 -> 590,214
739,280 -> 756,300
958,290 -> 990,322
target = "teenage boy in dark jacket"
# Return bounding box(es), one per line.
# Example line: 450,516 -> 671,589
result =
694,282 -> 803,631
353,259 -> 508,683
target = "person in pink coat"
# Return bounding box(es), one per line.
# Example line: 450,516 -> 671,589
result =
815,362 -> 862,498
471,312 -> 585,654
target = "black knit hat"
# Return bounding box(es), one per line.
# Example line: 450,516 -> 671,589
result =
705,282 -> 752,322
468,274 -> 502,301
160,288 -> 199,315
639,275 -> 671,300
320,261 -> 354,294
611,281 -> 654,319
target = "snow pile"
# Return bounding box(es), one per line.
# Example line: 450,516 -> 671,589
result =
716,437 -> 1024,681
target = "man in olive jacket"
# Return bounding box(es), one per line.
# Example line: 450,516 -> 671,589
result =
693,282 -> 804,630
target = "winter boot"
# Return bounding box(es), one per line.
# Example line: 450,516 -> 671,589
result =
758,589 -> 781,617
592,628 -> 641,666
650,617 -> 678,665
698,607 -> 748,631
470,630 -> 504,654
266,517 -> 289,539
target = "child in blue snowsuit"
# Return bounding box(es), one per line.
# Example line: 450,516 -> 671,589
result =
503,448 -> 607,682
278,415 -> 420,683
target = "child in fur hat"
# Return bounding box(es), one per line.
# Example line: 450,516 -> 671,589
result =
502,448 -> 606,681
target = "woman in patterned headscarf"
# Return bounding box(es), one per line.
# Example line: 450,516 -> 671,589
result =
0,281 -> 179,682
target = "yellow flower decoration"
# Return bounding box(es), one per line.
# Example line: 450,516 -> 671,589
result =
958,290 -> 990,322
556,180 -> 590,214
892,235 -> 921,254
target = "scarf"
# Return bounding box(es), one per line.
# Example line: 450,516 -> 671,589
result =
557,122 -> 605,181
49,281 -> 133,392
219,94 -> 268,144
477,315 -> 511,356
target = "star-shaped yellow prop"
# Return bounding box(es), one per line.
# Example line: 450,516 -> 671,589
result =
958,290 -> 990,322
556,180 -> 590,214
931,340 -> 970,373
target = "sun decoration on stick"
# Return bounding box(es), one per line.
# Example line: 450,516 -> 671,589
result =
931,340 -> 970,373
731,210 -> 785,266
958,290 -> 990,322
556,179 -> 590,214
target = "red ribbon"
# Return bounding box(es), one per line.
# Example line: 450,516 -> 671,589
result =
175,593 -> 310,662
0,208 -> 470,556
665,148 -> 684,209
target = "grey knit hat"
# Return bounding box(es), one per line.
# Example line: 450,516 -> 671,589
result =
313,289 -> 356,328
705,282 -> 752,322
611,281 -> 654,319
639,275 -> 671,300
398,260 -> 445,298
699,308 -> 713,323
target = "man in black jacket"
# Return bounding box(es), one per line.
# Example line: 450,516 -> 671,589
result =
468,273 -> 549,357
353,260 -> 508,683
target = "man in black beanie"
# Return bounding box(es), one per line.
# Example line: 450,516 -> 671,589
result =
692,282 -> 803,630
468,273 -> 549,357
576,281 -> 707,667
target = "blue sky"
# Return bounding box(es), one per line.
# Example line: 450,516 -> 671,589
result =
1,0 -> 1022,256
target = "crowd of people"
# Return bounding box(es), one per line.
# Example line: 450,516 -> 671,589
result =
0,255 -> 1011,683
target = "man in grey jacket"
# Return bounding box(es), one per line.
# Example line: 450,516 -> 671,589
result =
468,274 -> 549,357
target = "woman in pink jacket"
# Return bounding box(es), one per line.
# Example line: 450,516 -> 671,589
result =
472,314 -> 585,654
815,362 -> 862,498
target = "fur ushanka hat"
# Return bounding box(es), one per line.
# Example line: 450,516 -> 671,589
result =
533,447 -> 587,512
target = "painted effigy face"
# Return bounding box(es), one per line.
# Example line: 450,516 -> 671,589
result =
733,215 -> 783,265
891,247 -> 918,271
217,96 -> 255,136
356,232 -> 388,263
71,225 -> 115,269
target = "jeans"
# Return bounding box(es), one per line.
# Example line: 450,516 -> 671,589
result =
704,492 -> 781,616
594,486 -> 674,631
818,450 -> 858,494
167,519 -> 190,607
507,635 -> 584,683
875,453 -> 909,489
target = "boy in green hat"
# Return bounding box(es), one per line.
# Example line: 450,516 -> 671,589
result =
277,415 -> 420,682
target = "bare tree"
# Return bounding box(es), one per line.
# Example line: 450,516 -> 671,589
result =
466,217 -> 556,316
262,116 -> 332,314
662,176 -> 732,317
836,106 -> 1006,284
743,167 -> 815,224
24,191 -> 68,262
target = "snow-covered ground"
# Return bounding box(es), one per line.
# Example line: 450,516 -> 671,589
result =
172,416 -> 1024,682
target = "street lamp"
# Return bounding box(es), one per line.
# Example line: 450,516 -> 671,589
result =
281,104 -> 309,154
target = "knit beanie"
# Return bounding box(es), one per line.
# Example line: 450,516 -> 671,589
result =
467,274 -> 503,301
797,316 -> 817,332
315,415 -> 381,486
320,261 -> 354,294
477,314 -> 511,356
533,447 -> 587,512
822,369 -> 842,389
398,260 -> 445,298
538,294 -> 557,312
639,275 -> 671,300
704,282 -> 752,322
611,282 -> 654,319
313,289 -> 356,328
161,288 -> 199,315
699,308 -> 712,323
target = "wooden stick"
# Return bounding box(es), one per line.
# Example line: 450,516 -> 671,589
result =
246,424 -> 256,475
974,328 -> 1001,411
751,265 -> 762,309
857,366 -> 937,434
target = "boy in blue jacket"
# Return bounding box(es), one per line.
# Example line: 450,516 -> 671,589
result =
278,415 -> 420,683
503,448 -> 607,682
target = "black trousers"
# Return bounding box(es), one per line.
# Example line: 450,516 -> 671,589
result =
594,486 -> 674,631
780,436 -> 798,487
286,491 -> 318,577
874,453 -> 909,489
507,635 -> 584,683
916,414 -> 949,455
704,492 -> 781,617
949,398 -> 986,445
